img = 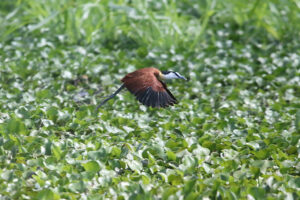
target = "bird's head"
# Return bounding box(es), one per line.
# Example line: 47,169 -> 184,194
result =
160,71 -> 187,81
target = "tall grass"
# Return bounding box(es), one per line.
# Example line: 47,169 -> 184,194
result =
0,0 -> 299,48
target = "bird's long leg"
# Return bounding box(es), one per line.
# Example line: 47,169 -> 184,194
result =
96,84 -> 125,110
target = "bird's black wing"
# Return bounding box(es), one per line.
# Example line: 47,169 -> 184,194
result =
134,85 -> 177,108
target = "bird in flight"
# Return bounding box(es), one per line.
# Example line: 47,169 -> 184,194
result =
96,67 -> 187,109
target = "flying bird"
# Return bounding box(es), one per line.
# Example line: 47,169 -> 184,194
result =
96,67 -> 187,109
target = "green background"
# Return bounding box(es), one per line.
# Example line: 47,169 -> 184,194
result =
0,0 -> 299,199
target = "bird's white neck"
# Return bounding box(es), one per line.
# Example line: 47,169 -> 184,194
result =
164,72 -> 180,80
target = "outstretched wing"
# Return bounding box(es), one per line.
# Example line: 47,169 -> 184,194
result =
121,68 -> 177,108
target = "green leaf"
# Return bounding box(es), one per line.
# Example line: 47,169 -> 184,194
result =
162,187 -> 178,200
1,170 -> 13,181
251,160 -> 274,174
4,117 -> 27,135
111,146 -> 121,157
127,160 -> 142,172
69,181 -> 86,193
82,161 -> 100,173
166,150 -> 176,161
168,173 -> 183,185
248,187 -> 266,199
52,145 -> 62,160
293,178 -> 300,188
46,107 -> 58,122
36,189 -> 55,200
296,110 -> 300,132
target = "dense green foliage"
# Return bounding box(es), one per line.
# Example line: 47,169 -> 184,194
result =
0,0 -> 300,199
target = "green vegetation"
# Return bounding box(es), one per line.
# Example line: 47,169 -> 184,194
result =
0,0 -> 299,199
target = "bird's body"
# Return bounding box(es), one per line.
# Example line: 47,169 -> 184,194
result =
121,67 -> 178,108
96,67 -> 186,109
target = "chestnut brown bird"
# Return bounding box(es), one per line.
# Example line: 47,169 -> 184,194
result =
96,67 -> 187,109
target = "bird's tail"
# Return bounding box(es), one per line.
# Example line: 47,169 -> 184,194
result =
95,84 -> 125,111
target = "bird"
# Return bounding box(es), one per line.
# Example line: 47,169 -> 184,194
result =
96,67 -> 187,109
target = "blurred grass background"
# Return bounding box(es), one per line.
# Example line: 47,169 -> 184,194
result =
1,0 -> 299,47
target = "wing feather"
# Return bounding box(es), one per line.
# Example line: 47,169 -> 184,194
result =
121,67 -> 178,108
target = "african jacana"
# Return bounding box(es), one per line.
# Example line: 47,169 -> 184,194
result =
96,67 -> 187,109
